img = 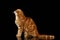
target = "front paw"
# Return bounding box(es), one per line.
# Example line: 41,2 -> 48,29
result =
16,34 -> 21,37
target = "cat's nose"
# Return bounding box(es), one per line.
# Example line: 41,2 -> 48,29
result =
13,11 -> 16,14
13,11 -> 17,15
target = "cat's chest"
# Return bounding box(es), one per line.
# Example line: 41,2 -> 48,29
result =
15,16 -> 23,26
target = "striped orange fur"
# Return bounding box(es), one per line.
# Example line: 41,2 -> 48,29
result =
14,9 -> 54,39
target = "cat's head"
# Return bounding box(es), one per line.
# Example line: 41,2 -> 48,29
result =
14,9 -> 25,20
14,9 -> 24,16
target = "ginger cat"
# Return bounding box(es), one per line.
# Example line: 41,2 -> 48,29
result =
14,9 -> 54,39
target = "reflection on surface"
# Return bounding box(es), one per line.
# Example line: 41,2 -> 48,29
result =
17,37 -> 54,40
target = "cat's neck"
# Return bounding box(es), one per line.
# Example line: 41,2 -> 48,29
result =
15,14 -> 26,22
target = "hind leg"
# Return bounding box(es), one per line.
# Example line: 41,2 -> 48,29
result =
30,30 -> 38,38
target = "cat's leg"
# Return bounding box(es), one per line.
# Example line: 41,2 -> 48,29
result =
16,27 -> 23,37
30,30 -> 38,38
15,20 -> 23,37
24,31 -> 28,38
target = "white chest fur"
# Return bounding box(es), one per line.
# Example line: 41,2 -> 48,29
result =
16,15 -> 19,20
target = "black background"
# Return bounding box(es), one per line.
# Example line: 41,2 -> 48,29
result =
0,0 -> 59,40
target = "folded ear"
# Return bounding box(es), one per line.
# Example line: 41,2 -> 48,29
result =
16,9 -> 22,13
16,9 -> 24,14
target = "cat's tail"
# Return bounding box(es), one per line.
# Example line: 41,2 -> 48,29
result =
37,34 -> 55,39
